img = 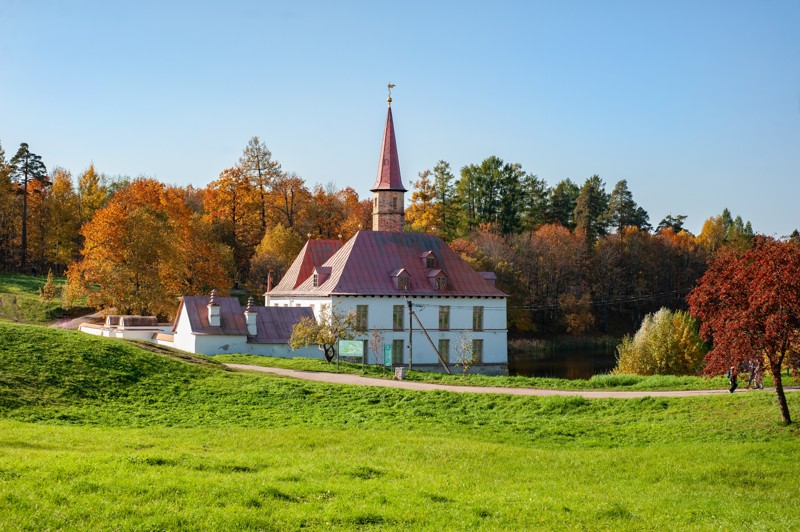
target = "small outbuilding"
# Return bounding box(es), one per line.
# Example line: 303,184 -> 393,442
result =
79,291 -> 320,359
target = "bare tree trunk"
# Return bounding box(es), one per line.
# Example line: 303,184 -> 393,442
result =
771,359 -> 792,424
21,171 -> 28,269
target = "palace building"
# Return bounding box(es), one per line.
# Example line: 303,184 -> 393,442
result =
266,95 -> 508,373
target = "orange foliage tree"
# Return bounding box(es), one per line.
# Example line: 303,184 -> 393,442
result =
67,178 -> 232,318
203,166 -> 261,280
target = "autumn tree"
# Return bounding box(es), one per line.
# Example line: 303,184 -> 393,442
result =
303,183 -> 349,239
9,142 -> 49,270
204,166 -> 257,280
615,308 -> 708,375
513,224 -> 588,333
268,172 -> 310,229
164,211 -> 234,299
406,162 -> 459,238
248,223 -> 305,291
47,167 -> 81,271
68,178 -> 232,318
338,187 -> 370,238
688,237 -> 800,423
0,142 -> 17,271
697,209 -> 754,255
406,170 -> 439,234
289,305 -> 358,363
697,215 -> 727,254
77,164 -> 107,224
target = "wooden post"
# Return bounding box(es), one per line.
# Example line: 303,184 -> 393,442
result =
410,309 -> 451,374
407,299 -> 413,370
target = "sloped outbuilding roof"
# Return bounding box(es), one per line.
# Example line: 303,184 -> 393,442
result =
268,231 -> 506,298
174,295 -> 313,343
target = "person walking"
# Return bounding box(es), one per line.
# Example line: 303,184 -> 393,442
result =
753,361 -> 764,390
726,365 -> 738,393
745,360 -> 756,389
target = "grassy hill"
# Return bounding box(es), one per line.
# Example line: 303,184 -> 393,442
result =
1,322 -> 800,529
0,273 -> 90,324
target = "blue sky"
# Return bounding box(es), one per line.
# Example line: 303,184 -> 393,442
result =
1,1 -> 798,235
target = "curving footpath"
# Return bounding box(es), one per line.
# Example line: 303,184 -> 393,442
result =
224,364 -> 800,399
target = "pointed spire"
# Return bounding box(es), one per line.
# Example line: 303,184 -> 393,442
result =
371,102 -> 406,192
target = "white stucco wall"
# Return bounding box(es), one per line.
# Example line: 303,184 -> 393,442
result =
190,334 -> 320,358
79,324 -> 104,336
268,294 -> 508,366
168,303 -> 319,358
172,304 -> 197,354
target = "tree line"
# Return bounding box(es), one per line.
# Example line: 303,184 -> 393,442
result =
0,139 -> 760,329
405,156 -> 757,335
0,137 -> 371,316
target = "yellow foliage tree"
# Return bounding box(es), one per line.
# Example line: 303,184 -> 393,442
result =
77,164 -> 107,224
248,223 -> 304,291
289,305 -> 357,363
405,170 -> 441,234
615,308 -> 708,375
47,167 -> 81,270
697,216 -> 727,254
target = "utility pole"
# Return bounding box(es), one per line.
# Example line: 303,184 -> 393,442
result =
407,299 -> 413,370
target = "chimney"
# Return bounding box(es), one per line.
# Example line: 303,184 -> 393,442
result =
244,296 -> 257,336
207,289 -> 221,327
264,269 -> 273,306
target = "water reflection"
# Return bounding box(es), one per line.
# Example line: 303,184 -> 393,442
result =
509,348 -> 617,380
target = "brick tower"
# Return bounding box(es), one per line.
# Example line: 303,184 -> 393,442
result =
371,94 -> 406,232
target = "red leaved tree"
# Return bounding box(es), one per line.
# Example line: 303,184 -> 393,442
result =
688,237 -> 800,423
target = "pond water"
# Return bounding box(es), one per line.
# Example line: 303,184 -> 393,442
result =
508,347 -> 618,380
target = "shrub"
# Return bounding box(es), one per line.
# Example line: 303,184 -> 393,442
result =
614,308 -> 708,376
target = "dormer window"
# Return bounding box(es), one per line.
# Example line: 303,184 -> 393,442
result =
428,269 -> 448,291
390,268 -> 411,291
421,251 -> 437,269
311,266 -> 331,288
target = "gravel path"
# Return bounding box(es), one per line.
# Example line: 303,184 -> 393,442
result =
224,363 -> 800,399
51,310 -> 104,329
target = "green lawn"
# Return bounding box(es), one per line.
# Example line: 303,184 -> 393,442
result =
2,322 -> 799,530
0,273 -> 89,324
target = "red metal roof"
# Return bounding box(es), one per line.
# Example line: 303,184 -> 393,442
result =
177,296 -> 248,335
175,295 -> 313,342
269,231 -> 506,298
370,106 -> 406,192
251,306 -> 314,344
271,239 -> 343,292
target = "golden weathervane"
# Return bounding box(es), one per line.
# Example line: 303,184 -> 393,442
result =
387,83 -> 396,103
